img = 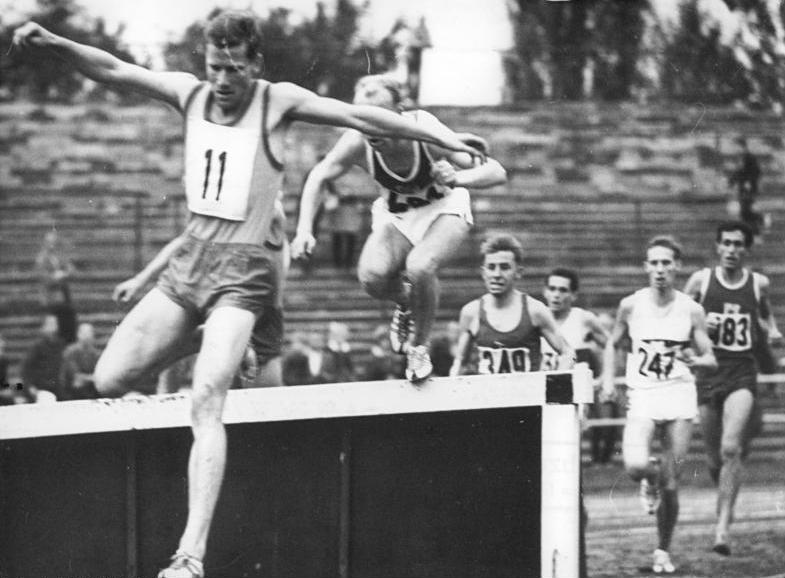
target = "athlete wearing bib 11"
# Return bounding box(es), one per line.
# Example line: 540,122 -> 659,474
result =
602,236 -> 716,575
683,220 -> 782,556
12,12 -> 488,578
450,234 -> 574,377
292,75 -> 507,383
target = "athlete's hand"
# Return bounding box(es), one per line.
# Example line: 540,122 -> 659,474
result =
12,22 -> 54,50
768,327 -> 784,346
431,159 -> 457,187
705,312 -> 721,335
677,347 -> 696,367
456,133 -> 489,156
113,276 -> 145,304
446,133 -> 487,164
291,232 -> 316,260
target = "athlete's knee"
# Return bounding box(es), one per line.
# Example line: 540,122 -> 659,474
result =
405,252 -> 439,283
93,358 -> 130,398
358,265 -> 392,298
720,440 -> 744,463
190,382 -> 227,429
624,457 -> 650,480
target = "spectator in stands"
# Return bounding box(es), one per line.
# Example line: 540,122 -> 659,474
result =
322,322 -> 357,383
728,137 -> 762,236
591,311 -> 625,465
21,312 -> 66,401
361,324 -> 405,381
282,332 -> 316,386
683,220 -> 782,556
59,322 -> 100,400
34,229 -> 77,343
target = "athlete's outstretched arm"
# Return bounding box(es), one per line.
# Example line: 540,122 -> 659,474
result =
291,131 -> 365,260
275,83 -> 486,160
449,301 -> 479,376
756,273 -> 783,343
113,235 -> 186,303
12,22 -> 195,108
530,299 -> 575,369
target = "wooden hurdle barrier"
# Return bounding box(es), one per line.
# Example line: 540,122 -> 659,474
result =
0,366 -> 592,578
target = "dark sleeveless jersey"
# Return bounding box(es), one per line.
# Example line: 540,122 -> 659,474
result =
473,293 -> 542,374
365,111 -> 448,214
699,267 -> 760,361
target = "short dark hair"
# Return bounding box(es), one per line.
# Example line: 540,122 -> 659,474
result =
716,220 -> 753,247
546,268 -> 579,292
646,235 -> 683,261
204,10 -> 262,62
480,233 -> 524,264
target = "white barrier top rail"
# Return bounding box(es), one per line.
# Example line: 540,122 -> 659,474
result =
0,368 -> 593,441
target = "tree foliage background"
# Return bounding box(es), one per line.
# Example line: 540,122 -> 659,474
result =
2,0 -> 785,110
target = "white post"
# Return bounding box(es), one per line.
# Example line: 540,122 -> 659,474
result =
540,403 -> 581,578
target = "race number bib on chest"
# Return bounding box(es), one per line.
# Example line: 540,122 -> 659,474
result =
184,119 -> 259,221
708,310 -> 752,352
477,346 -> 531,374
632,339 -> 688,381
385,183 -> 448,214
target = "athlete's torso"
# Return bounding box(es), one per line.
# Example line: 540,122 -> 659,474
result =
541,307 -> 594,372
473,293 -> 542,374
625,289 -> 695,389
699,267 -> 759,361
365,110 -> 457,215
182,80 -> 284,245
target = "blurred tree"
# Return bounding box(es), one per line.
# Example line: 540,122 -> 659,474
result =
1,0 -> 137,102
163,0 -> 372,101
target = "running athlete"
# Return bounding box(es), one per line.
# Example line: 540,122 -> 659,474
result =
13,13 -> 485,578
540,268 -> 608,372
291,75 -> 507,382
603,236 -> 716,574
683,220 -> 782,555
449,234 -> 574,376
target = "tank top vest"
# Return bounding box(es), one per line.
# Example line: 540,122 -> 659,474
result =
474,293 -> 542,374
365,110 -> 453,215
699,267 -> 759,361
540,308 -> 595,372
181,80 -> 284,245
625,289 -> 695,390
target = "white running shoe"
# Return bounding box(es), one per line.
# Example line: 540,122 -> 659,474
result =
405,345 -> 433,382
652,548 -> 675,574
389,305 -> 413,354
158,551 -> 204,578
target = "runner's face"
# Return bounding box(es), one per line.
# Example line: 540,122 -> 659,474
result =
205,43 -> 256,113
644,246 -> 680,290
482,251 -> 520,296
716,230 -> 748,270
544,275 -> 574,313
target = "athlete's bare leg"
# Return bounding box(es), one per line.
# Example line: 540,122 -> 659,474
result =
93,288 -> 199,396
177,305 -> 255,560
622,416 -> 657,481
357,223 -> 411,304
657,418 -> 692,551
405,215 -> 470,346
715,388 -> 754,551
699,403 -> 722,484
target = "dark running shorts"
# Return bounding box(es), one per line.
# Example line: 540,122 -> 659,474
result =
697,356 -> 757,408
158,233 -> 281,320
251,305 -> 284,365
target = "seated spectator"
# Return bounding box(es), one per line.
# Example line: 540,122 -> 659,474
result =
361,324 -> 405,381
59,322 -> 101,400
282,332 -> 317,386
322,321 -> 357,383
21,313 -> 66,401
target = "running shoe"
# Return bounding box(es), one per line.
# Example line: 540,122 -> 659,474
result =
405,344 -> 433,382
389,305 -> 413,354
158,551 -> 204,578
652,548 -> 675,574
639,477 -> 661,515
